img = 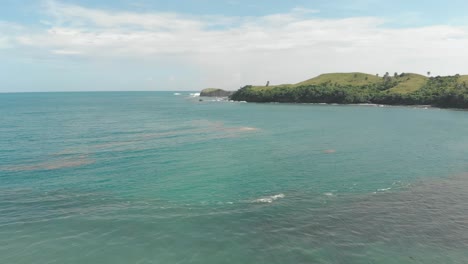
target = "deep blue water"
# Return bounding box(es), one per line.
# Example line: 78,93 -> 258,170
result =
1,92 -> 468,263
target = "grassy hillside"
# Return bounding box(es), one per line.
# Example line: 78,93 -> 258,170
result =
249,72 -> 427,92
250,73 -> 381,90
230,72 -> 468,108
388,74 -> 427,94
458,75 -> 468,84
297,72 -> 382,86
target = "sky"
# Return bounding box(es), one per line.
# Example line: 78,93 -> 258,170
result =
1,0 -> 468,92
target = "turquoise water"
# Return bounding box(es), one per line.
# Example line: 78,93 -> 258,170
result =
1,92 -> 468,263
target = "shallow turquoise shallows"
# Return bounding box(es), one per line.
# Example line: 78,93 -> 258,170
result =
1,92 -> 468,264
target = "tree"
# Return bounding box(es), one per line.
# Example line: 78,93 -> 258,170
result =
266,81 -> 270,87
427,71 -> 431,76
394,72 -> 398,78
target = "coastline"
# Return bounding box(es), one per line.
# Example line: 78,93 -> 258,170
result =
230,100 -> 447,110
198,94 -> 457,110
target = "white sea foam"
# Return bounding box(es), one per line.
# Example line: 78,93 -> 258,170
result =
189,93 -> 200,97
238,127 -> 257,131
324,192 -> 335,197
377,187 -> 391,192
356,103 -> 379,107
174,93 -> 181,95
253,193 -> 285,203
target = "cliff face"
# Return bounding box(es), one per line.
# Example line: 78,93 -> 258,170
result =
200,88 -> 233,97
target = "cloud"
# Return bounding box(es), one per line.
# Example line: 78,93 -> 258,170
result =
43,0 -> 205,30
3,0 -> 468,90
9,5 -> 381,56
5,2 -> 326,59
52,49 -> 83,55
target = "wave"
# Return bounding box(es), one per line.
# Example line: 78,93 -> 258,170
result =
237,127 -> 257,132
253,193 -> 285,203
173,93 -> 181,95
377,187 -> 392,192
356,103 -> 379,106
189,93 -> 200,97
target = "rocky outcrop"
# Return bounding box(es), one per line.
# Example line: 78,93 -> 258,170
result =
200,88 -> 233,97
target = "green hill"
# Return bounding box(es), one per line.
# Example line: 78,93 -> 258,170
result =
388,74 -> 427,94
230,72 -> 468,108
250,72 -> 428,91
297,72 -> 382,86
250,73 -> 381,90
458,75 -> 468,85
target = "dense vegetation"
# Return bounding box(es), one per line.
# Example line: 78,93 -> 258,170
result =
230,73 -> 468,108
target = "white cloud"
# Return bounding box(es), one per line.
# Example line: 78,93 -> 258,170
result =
3,0 -> 468,90
43,0 -> 205,30
52,49 -> 83,55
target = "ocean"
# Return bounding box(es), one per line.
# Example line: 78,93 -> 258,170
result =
1,92 -> 468,263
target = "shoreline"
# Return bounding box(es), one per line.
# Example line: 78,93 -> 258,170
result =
229,100 -> 468,111
201,95 -> 465,110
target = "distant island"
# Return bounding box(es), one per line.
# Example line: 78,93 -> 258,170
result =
200,88 -> 233,97
228,72 -> 468,108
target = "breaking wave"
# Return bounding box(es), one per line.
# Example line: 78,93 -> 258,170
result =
253,193 -> 285,203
